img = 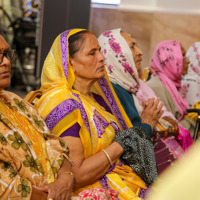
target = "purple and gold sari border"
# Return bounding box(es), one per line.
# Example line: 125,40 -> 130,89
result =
97,78 -> 128,130
45,98 -> 80,131
100,175 -> 110,189
99,175 -> 119,200
72,93 -> 91,138
60,30 -> 70,79
45,98 -> 91,139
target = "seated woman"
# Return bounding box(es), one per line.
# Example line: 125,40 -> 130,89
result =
98,29 -> 193,170
181,42 -> 200,121
0,34 -> 74,199
147,40 -> 195,136
34,29 -> 160,199
181,42 -> 200,107
98,29 -> 178,137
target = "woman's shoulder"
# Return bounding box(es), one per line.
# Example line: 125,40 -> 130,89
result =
3,90 -> 23,99
147,75 -> 166,90
111,82 -> 131,96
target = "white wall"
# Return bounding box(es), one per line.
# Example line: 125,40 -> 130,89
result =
119,0 -> 200,15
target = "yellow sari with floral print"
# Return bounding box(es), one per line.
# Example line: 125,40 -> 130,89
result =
35,29 -> 146,200
0,90 -> 70,200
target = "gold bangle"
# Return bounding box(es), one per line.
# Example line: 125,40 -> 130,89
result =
58,171 -> 76,183
102,149 -> 113,166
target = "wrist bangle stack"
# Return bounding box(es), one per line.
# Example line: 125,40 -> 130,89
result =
102,149 -> 113,166
58,171 -> 76,183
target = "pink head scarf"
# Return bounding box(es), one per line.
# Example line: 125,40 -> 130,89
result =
150,40 -> 189,120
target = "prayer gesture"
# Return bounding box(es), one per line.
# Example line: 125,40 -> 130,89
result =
141,98 -> 164,130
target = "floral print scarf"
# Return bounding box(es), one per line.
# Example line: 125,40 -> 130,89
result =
181,42 -> 200,107
98,28 -> 143,113
98,28 -> 174,118
150,40 -> 190,120
0,90 -> 71,199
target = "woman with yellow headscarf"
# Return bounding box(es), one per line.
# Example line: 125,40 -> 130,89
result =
34,29 -> 161,199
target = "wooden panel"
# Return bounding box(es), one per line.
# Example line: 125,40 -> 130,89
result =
90,7 -> 153,68
150,13 -> 200,59
90,7 -> 200,69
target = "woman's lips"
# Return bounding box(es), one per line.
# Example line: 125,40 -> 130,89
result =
0,71 -> 10,77
97,66 -> 104,71
136,59 -> 142,63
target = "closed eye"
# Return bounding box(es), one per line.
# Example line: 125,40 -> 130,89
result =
129,42 -> 135,49
89,47 -> 101,56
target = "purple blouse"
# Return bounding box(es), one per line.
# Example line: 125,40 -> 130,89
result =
60,93 -> 112,138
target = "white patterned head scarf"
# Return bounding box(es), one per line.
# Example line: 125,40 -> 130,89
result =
98,28 -> 144,113
98,28 -> 140,94
181,42 -> 200,106
98,29 -> 176,119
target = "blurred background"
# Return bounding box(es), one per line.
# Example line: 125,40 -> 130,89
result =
0,0 -> 200,97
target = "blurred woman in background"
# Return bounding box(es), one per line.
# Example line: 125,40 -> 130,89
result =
147,40 -> 195,136
181,42 -> 200,107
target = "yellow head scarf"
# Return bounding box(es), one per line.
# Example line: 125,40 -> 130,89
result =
35,29 -> 132,134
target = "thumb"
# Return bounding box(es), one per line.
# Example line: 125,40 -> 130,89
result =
142,98 -> 146,108
32,185 -> 49,193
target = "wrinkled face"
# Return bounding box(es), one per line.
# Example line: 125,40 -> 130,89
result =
0,35 -> 11,91
120,31 -> 143,76
70,33 -> 105,83
181,45 -> 190,75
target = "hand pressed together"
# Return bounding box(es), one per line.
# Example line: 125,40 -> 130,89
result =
140,98 -> 164,129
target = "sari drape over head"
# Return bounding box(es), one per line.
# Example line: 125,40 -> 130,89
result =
150,40 -> 190,120
98,29 -> 192,153
34,29 -> 146,200
98,28 -> 174,119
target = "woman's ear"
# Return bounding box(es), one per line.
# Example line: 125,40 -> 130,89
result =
69,56 -> 76,73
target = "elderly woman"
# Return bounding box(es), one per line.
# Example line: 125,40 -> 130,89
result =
34,29 -> 161,199
98,29 -> 193,173
0,34 -> 74,199
98,29 -> 179,137
181,42 -> 200,107
147,40 -> 195,136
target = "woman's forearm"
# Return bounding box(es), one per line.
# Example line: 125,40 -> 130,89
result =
57,158 -> 75,186
73,142 -> 124,189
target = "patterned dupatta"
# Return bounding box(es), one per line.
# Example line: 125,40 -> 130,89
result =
181,42 -> 200,107
98,28 -> 174,119
150,40 -> 189,120
0,90 -> 70,199
35,29 -> 147,199
98,28 -> 143,114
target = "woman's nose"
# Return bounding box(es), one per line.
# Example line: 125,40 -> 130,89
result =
0,55 -> 10,66
99,51 -> 105,62
137,47 -> 143,56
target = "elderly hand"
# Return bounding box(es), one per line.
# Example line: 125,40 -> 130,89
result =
140,98 -> 164,130
160,116 -> 179,137
32,172 -> 74,200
